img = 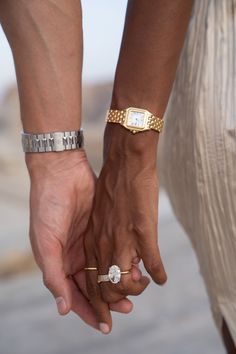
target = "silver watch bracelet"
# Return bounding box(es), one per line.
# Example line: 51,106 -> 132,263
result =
21,130 -> 84,153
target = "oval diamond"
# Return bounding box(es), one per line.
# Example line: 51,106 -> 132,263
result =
108,265 -> 121,284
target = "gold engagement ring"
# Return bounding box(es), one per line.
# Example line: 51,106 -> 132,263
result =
97,265 -> 131,284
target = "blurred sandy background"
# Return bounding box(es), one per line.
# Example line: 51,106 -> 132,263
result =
0,1 -> 225,354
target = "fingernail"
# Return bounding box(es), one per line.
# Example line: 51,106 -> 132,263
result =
56,297 -> 66,315
99,322 -> 110,334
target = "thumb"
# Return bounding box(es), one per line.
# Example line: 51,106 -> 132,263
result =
141,242 -> 167,285
42,246 -> 72,315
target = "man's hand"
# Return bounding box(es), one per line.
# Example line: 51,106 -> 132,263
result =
26,149 -> 133,332
84,124 -> 167,333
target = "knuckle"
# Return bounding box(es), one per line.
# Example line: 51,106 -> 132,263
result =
133,220 -> 153,238
42,274 -> 54,290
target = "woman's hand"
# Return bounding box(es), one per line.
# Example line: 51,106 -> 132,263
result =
84,124 -> 167,333
26,149 -> 133,332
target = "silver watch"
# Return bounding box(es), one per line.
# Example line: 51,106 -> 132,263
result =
21,130 -> 84,153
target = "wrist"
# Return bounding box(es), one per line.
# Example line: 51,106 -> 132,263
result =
103,123 -> 158,166
25,149 -> 87,179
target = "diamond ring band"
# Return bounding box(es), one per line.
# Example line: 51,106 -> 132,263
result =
84,265 -> 131,284
97,265 -> 131,284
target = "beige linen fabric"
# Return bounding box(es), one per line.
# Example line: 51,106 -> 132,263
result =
159,0 -> 236,343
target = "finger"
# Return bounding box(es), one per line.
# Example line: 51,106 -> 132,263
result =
131,264 -> 142,281
132,256 -> 141,265
74,270 -> 134,314
42,245 -> 72,315
69,277 -> 99,330
100,264 -> 150,303
72,270 -> 90,298
86,268 -> 112,334
116,251 -> 148,293
84,236 -> 113,334
109,298 -> 133,314
119,271 -> 150,296
141,242 -> 167,285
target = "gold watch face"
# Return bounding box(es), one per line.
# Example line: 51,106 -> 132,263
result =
125,108 -> 148,130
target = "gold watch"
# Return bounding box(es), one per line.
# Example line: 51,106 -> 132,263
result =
106,107 -> 164,134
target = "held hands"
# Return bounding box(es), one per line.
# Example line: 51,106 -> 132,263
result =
26,149 -> 134,332
26,124 -> 167,334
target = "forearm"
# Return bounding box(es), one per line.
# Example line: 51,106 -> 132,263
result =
97,3 -> 193,297
111,0 -> 193,117
0,0 -> 83,133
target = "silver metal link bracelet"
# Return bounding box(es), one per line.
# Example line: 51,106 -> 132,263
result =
21,130 -> 84,153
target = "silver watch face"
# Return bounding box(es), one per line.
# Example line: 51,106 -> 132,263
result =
126,110 -> 146,129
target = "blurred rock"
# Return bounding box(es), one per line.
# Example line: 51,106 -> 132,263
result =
0,251 -> 36,280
